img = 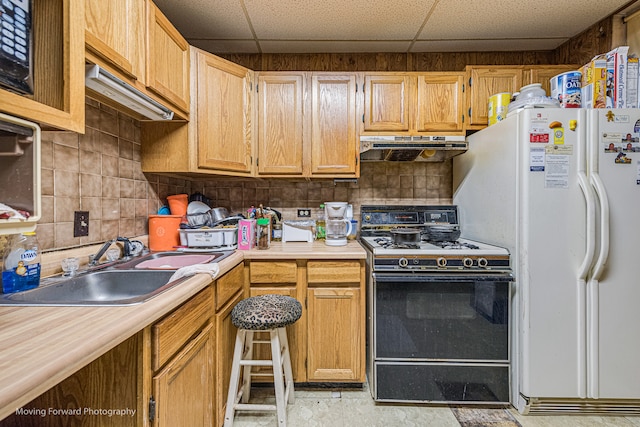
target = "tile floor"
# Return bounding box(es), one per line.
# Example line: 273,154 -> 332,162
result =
230,384 -> 640,427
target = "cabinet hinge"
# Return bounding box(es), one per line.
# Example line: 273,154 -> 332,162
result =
462,114 -> 465,123
468,77 -> 472,87
149,396 -> 156,422
468,107 -> 472,118
256,157 -> 259,166
355,156 -> 358,166
362,114 -> 365,123
304,297 -> 307,309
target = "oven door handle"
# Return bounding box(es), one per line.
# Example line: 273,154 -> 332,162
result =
372,272 -> 514,282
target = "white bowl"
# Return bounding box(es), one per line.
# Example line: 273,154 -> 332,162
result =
187,201 -> 210,214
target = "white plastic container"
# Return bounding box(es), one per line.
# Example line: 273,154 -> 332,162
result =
282,220 -> 314,242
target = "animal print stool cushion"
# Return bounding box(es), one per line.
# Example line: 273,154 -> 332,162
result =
231,294 -> 302,330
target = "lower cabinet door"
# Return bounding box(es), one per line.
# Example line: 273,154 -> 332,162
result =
249,287 -> 303,382
215,291 -> 243,427
307,287 -> 362,381
153,323 -> 214,427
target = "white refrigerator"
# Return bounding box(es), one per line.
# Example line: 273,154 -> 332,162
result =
453,107 -> 640,414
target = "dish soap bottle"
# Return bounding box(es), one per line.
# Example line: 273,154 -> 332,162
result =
1,232 -> 41,293
316,204 -> 326,240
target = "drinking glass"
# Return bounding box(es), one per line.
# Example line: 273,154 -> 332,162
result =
61,257 -> 79,277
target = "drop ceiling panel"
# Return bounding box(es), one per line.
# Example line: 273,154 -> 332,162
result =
245,0 -> 437,40
419,0 -> 632,40
153,0 -> 254,39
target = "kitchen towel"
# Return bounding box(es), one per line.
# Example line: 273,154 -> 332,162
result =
168,263 -> 220,282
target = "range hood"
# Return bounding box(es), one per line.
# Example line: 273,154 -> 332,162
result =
85,64 -> 174,121
359,135 -> 467,162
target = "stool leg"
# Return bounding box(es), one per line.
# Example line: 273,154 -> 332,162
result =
277,327 -> 295,404
270,329 -> 287,426
224,329 -> 246,427
240,330 -> 254,403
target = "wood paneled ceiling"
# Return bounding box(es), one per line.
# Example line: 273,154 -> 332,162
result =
153,0 -> 639,54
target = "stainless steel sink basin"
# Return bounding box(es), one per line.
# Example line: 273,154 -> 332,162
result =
0,270 -> 184,306
0,250 -> 235,306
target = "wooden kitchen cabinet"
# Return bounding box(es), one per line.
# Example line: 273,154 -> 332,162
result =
465,65 -> 523,128
256,72 -> 359,178
151,286 -> 214,426
246,258 -> 365,383
310,73 -> 359,177
362,72 -> 465,135
85,0 -> 146,84
415,72 -> 465,132
363,74 -> 411,131
212,263 -> 245,427
141,48 -> 253,176
146,1 -> 190,115
306,260 -> 364,382
0,0 -> 84,132
256,73 -> 306,176
195,49 -> 253,175
0,333 -> 144,427
524,64 -> 581,97
153,323 -> 214,427
247,260 -> 304,382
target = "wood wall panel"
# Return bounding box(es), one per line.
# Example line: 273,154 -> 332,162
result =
554,17 -> 613,65
218,15 -> 616,72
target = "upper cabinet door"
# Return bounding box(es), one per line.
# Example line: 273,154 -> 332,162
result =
85,0 -> 145,82
363,74 -> 411,132
466,66 -> 523,127
525,65 -> 581,97
415,73 -> 465,132
196,52 -> 253,174
310,74 -> 358,177
146,1 -> 190,114
257,73 -> 305,176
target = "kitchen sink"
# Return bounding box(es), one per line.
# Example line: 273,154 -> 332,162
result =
113,250 -> 234,269
0,250 -> 235,306
0,270 -> 186,306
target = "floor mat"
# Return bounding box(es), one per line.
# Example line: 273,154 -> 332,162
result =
450,407 -> 522,427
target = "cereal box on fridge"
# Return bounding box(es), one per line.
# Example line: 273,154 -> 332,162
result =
581,55 -> 608,108
627,55 -> 639,108
606,46 -> 629,108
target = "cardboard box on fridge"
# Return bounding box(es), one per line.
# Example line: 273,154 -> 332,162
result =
627,55 -> 639,108
581,55 -> 608,108
606,46 -> 629,108
237,219 -> 256,250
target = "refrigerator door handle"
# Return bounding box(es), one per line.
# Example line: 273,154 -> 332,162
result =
590,172 -> 610,280
577,171 -> 597,280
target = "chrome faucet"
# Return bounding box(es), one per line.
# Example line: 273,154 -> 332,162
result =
89,237 -> 132,266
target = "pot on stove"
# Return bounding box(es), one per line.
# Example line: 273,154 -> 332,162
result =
390,228 -> 421,246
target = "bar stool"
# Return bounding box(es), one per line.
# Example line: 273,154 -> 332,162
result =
224,294 -> 302,427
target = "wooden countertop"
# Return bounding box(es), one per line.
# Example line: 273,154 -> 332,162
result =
242,240 -> 366,259
0,241 -> 366,420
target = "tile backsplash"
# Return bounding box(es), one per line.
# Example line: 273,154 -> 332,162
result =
36,99 -> 453,251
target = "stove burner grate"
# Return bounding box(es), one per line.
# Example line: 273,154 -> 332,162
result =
433,241 -> 480,250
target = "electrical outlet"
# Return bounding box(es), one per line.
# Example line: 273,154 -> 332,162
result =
74,211 -> 89,237
297,208 -> 311,218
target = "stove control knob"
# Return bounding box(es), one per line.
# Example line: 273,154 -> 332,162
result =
463,258 -> 474,268
399,257 -> 409,268
364,214 -> 371,222
436,257 -> 447,268
478,258 -> 488,268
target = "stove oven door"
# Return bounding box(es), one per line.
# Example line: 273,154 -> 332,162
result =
372,272 -> 513,403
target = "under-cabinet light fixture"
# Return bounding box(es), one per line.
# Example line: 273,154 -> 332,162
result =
85,64 -> 174,121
